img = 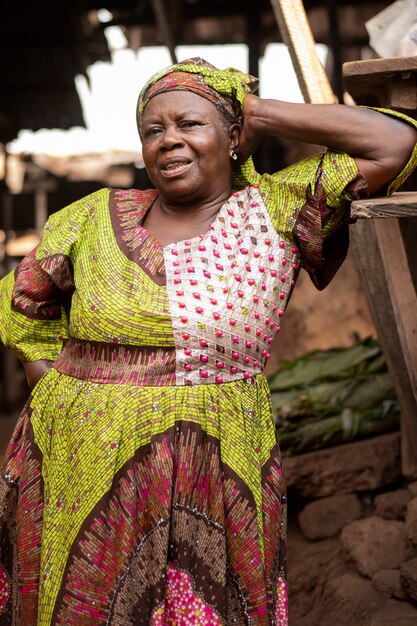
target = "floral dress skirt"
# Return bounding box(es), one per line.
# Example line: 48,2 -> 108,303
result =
0,358 -> 287,625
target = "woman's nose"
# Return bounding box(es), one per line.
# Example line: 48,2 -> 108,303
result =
160,125 -> 183,148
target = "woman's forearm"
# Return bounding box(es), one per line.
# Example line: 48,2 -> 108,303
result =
241,95 -> 417,194
246,98 -> 409,155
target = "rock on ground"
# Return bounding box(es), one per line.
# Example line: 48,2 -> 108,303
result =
321,572 -> 387,626
374,489 -> 411,521
288,525 -> 345,595
408,482 -> 417,499
287,518 -> 349,625
298,493 -> 361,541
400,556 -> 417,603
341,516 -> 407,578
371,568 -> 407,600
405,497 -> 417,547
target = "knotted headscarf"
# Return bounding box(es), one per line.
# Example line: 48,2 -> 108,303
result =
137,57 -> 259,132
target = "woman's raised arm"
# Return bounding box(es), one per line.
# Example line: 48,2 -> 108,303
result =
239,95 -> 417,195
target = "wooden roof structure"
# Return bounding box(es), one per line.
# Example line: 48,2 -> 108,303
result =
1,0 -> 391,143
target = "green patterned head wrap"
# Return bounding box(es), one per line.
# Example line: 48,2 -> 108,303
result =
137,57 -> 259,131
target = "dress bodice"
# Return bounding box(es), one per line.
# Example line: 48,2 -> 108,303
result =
163,185 -> 299,385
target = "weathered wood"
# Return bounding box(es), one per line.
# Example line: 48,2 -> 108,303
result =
344,55 -> 417,478
269,0 -> 335,104
400,218 -> 417,293
344,57 -> 417,79
283,432 -> 401,498
351,192 -> 417,219
350,218 -> 417,479
376,219 -> 417,397
343,57 -> 417,115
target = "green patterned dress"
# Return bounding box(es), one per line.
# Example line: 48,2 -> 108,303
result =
0,141 -> 415,626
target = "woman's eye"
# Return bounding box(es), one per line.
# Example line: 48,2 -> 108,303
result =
144,127 -> 162,137
182,121 -> 200,128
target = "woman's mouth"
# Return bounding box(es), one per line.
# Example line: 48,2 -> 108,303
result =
160,160 -> 192,178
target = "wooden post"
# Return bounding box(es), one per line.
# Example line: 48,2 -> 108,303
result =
345,57 -> 417,477
350,215 -> 417,479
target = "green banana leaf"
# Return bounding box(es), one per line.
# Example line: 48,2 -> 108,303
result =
272,372 -> 395,425
278,401 -> 400,456
267,337 -> 399,457
268,338 -> 381,391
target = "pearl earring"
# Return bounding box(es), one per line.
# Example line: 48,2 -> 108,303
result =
230,150 -> 238,161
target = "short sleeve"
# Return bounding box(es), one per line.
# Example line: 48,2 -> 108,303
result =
272,150 -> 369,290
0,189 -> 107,361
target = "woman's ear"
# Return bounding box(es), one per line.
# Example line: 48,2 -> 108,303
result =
229,123 -> 241,155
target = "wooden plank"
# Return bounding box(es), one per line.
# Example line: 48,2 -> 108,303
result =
344,57 -> 417,79
343,56 -> 417,114
350,218 -> 417,479
269,0 -> 335,104
375,218 -> 417,480
400,218 -> 417,293
351,192 -> 417,219
376,219 -> 417,395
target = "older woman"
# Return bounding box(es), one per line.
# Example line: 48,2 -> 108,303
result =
0,57 -> 416,626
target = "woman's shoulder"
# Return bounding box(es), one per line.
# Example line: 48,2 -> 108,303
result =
58,187 -> 158,224
55,187 -> 158,213
233,154 -> 328,195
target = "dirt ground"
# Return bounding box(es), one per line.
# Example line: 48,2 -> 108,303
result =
286,491 -> 417,626
287,508 -> 382,626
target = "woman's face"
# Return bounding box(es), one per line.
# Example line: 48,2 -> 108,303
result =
141,91 -> 238,206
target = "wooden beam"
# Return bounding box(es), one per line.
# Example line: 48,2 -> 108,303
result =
343,57 -> 417,115
150,0 -> 178,64
351,192 -> 417,219
325,0 -> 344,102
344,54 -> 417,479
269,0 -> 335,104
283,432 -> 401,498
350,218 -> 417,479
344,56 -> 417,78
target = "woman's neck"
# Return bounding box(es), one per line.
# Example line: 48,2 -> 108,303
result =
142,190 -> 232,246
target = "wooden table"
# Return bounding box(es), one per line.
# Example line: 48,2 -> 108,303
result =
344,56 -> 417,478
